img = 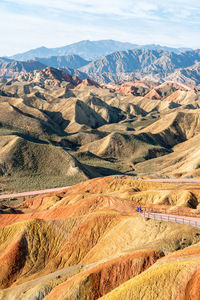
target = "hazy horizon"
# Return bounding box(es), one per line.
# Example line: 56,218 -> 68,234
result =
3,39 -> 197,59
1,0 -> 200,56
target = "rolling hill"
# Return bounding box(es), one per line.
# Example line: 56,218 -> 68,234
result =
0,65 -> 200,194
0,64 -> 200,299
0,177 -> 200,299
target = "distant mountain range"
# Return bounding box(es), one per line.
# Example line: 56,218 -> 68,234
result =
79,49 -> 200,85
34,54 -> 89,69
10,40 -> 191,61
0,56 -> 88,80
2,45 -> 200,86
0,61 -> 46,78
0,57 -> 14,63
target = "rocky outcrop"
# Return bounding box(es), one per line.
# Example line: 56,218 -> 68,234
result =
0,60 -> 46,78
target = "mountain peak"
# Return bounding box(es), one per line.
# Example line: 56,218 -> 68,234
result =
10,40 -> 191,61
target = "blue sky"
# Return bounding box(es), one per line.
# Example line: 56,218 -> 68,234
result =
1,0 -> 200,56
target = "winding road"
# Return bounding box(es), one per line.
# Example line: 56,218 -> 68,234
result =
146,178 -> 200,183
0,186 -> 69,200
1,177 -> 200,200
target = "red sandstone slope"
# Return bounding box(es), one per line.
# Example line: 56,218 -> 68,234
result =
45,249 -> 164,300
75,78 -> 100,89
0,177 -> 200,299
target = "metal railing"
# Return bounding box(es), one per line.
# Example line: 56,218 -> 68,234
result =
139,211 -> 200,228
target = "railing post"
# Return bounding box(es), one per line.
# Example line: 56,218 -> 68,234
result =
139,209 -> 200,229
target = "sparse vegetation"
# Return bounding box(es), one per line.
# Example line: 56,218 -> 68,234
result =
0,68 -> 200,194
0,174 -> 86,194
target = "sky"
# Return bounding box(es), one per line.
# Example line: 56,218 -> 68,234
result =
1,0 -> 200,56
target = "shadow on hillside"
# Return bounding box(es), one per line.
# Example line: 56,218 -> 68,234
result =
0,122 -> 50,145
42,110 -> 70,132
82,163 -> 136,177
12,132 -> 49,144
0,204 -> 24,214
10,105 -> 69,136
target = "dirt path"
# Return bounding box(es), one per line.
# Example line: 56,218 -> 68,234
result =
140,211 -> 200,228
1,178 -> 200,201
0,186 -> 69,200
146,179 -> 200,183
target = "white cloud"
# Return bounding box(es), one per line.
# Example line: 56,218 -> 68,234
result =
4,0 -> 200,20
1,0 -> 200,55
4,0 -> 158,19
0,5 -> 149,55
